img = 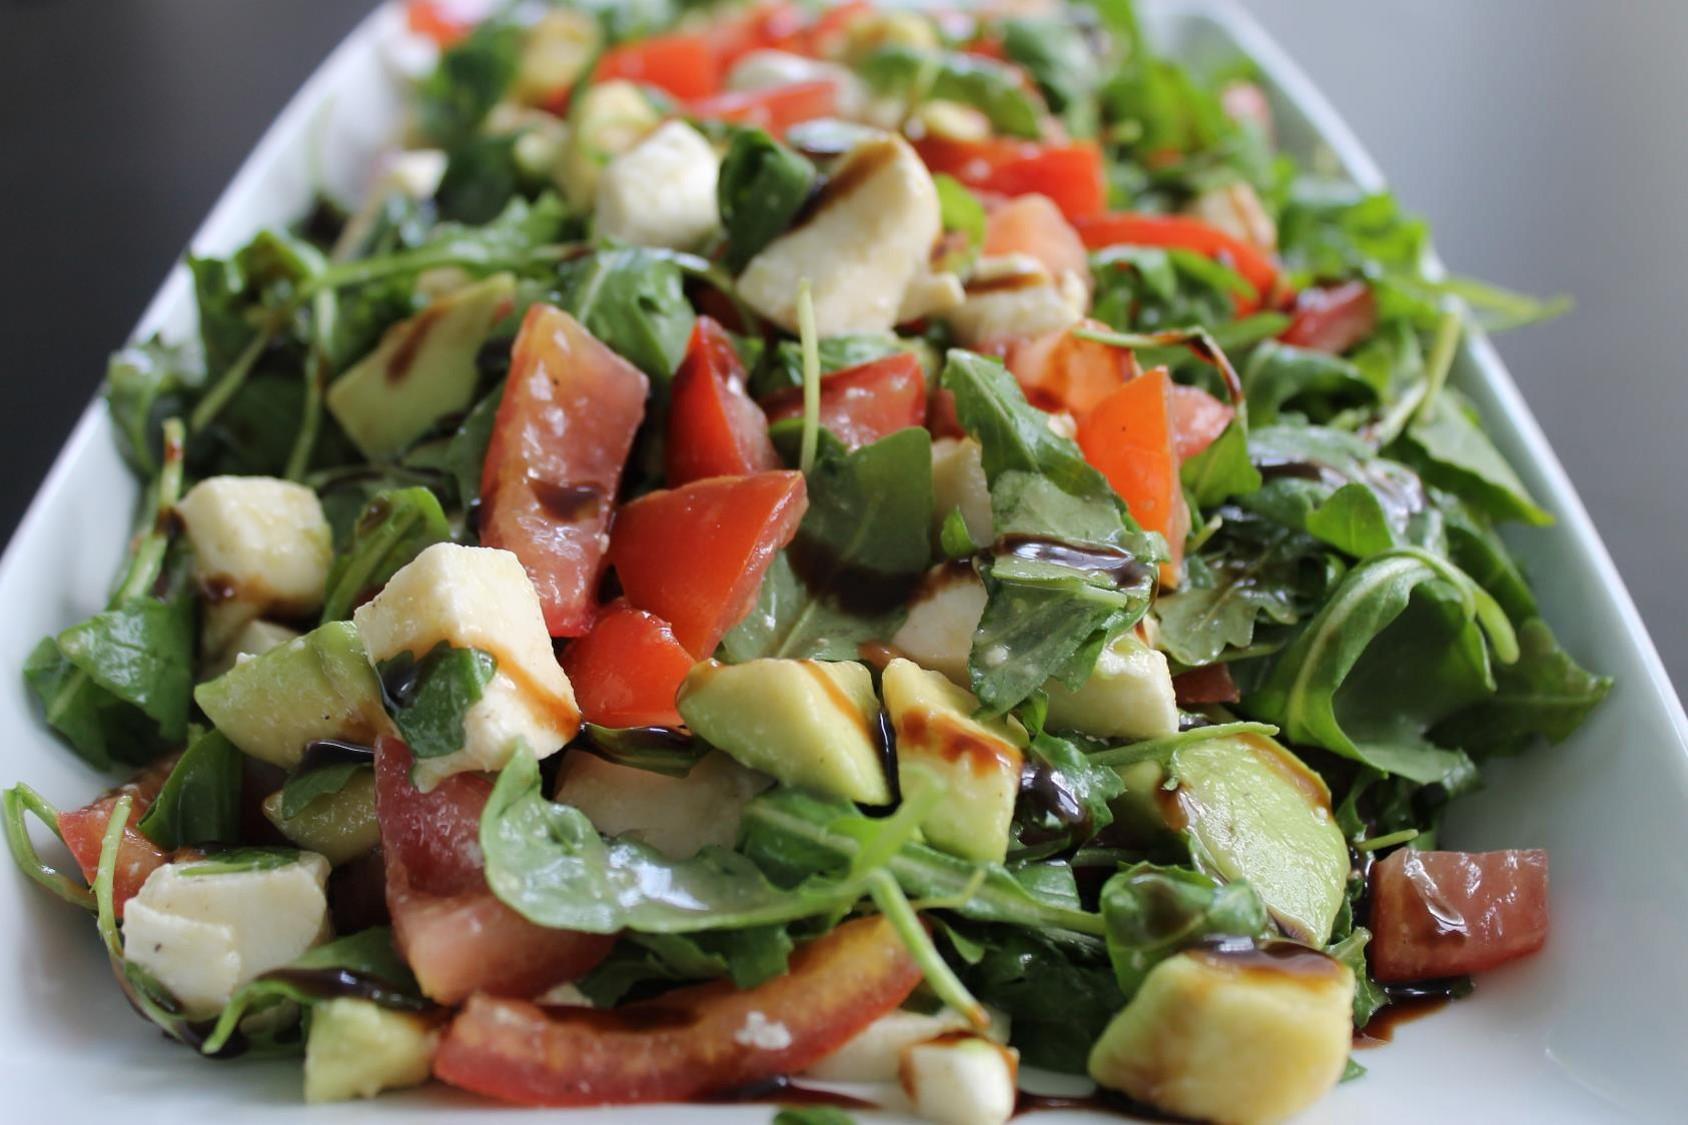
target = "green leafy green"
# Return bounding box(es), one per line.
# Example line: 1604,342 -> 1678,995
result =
750,333 -> 918,400
106,339 -> 203,477
858,46 -> 1044,138
1401,390 -> 1551,526
1327,926 -> 1389,1028
280,761 -> 370,819
321,488 -> 451,622
376,641 -> 498,759
1101,863 -> 1268,997
773,1109 -> 857,1125
136,731 -> 243,851
1181,420 -> 1261,508
1304,482 -> 1399,558
446,385 -> 502,517
580,926 -> 795,1006
934,173 -> 988,272
955,924 -> 1121,1072
557,247 -> 695,381
1244,340 -> 1377,426
417,21 -> 522,147
2,784 -> 95,909
717,128 -> 816,273
1432,618 -> 1612,756
579,725 -> 708,778
1003,16 -> 1102,135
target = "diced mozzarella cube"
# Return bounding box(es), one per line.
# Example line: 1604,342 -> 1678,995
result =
898,270 -> 965,322
808,1007 -> 1012,1083
204,618 -> 302,680
176,477 -> 333,640
554,749 -> 771,859
1044,631 -> 1179,740
333,149 -> 447,260
352,543 -> 580,789
900,1033 -> 1020,1125
944,255 -> 1085,347
596,121 -> 722,251
929,437 -> 992,548
727,49 -> 867,117
123,852 -> 331,1017
891,565 -> 987,687
738,134 -> 941,336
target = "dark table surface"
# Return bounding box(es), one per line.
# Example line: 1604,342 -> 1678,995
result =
2,0 -> 1683,690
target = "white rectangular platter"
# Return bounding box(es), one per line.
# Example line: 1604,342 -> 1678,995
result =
1,2 -> 1684,1121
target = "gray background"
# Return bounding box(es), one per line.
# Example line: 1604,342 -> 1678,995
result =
1,0 -> 1682,685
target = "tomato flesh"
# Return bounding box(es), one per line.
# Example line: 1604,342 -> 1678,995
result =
914,136 -> 1109,222
57,755 -> 176,918
1280,280 -> 1377,355
688,80 -> 840,137
1077,368 -> 1189,587
608,471 -> 808,658
1172,663 -> 1240,706
984,194 -> 1090,286
480,304 -> 649,638
1076,212 -> 1280,312
763,353 -> 928,450
1168,382 -> 1235,461
433,915 -> 922,1106
561,601 -> 695,729
374,737 -> 614,1003
666,317 -> 779,486
600,34 -> 721,100
1005,319 -> 1138,417
1369,848 -> 1549,983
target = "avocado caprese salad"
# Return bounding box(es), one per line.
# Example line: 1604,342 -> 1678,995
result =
5,1 -> 1609,1121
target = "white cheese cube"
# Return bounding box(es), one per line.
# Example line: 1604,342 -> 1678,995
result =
806,1007 -> 1009,1083
352,543 -> 580,788
929,437 -> 992,548
900,1033 -> 1020,1125
554,749 -> 771,859
176,476 -> 333,621
1044,631 -> 1179,740
123,852 -> 331,1018
944,255 -> 1085,348
203,618 -> 302,680
891,566 -> 987,687
738,134 -> 941,336
596,121 -> 722,251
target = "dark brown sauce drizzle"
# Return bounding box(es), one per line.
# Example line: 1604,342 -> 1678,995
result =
260,967 -> 431,1012
1017,758 -> 1093,847
1015,1088 -> 1189,1121
788,139 -> 900,233
707,1075 -> 880,1111
789,533 -> 918,615
297,738 -> 376,773
1353,980 -> 1467,1048
859,709 -> 902,817
385,304 -> 446,384
530,479 -> 605,523
995,536 -> 1154,589
966,268 -> 1051,295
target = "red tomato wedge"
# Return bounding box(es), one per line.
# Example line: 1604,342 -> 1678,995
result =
406,0 -> 472,47
1369,848 -> 1550,984
375,737 -> 614,1003
666,318 -> 779,486
1280,280 -> 1378,355
561,601 -> 695,729
1076,212 -> 1280,312
763,353 -> 928,450
57,755 -> 175,919
707,3 -> 808,69
1172,662 -> 1241,706
1077,369 -> 1190,587
984,194 -> 1090,286
1168,382 -> 1235,461
600,34 -> 721,100
914,136 -> 1109,222
479,305 -> 649,638
688,80 -> 841,137
433,915 -> 922,1106
1005,319 -> 1139,416
609,471 -> 808,657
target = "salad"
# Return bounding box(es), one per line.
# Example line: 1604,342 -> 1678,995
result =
3,1 -> 1611,1122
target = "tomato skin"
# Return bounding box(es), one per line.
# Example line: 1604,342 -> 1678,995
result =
1168,382 -> 1235,461
406,0 -> 471,46
57,756 -> 176,918
1077,369 -> 1189,587
1172,663 -> 1240,706
599,34 -> 721,100
914,136 -> 1109,222
984,194 -> 1090,286
763,353 -> 928,450
432,915 -> 922,1106
1280,280 -> 1377,355
1369,848 -> 1550,984
608,471 -> 808,658
480,305 -> 649,638
1005,319 -> 1139,417
687,80 -> 840,137
374,737 -> 613,1003
666,318 -> 779,486
561,601 -> 695,729
1076,212 -> 1280,313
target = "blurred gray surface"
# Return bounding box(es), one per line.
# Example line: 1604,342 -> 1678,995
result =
0,0 -> 1681,688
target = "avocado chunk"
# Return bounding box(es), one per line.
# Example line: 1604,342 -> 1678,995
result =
195,621 -> 387,769
1162,733 -> 1349,945
558,80 -> 661,209
304,997 -> 437,1103
326,273 -> 515,462
881,658 -> 1026,862
262,768 -> 380,865
1088,945 -> 1354,1125
677,659 -> 890,804
1043,630 -> 1179,741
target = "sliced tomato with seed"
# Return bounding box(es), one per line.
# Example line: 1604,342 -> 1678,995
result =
479,304 -> 649,638
608,471 -> 808,658
57,755 -> 177,918
666,318 -> 779,487
561,601 -> 695,729
763,353 -> 927,450
1369,848 -> 1550,984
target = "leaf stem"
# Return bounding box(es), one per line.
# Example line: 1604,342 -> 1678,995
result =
111,418 -> 186,606
868,870 -> 988,1030
94,795 -> 133,959
2,784 -> 95,910
1354,828 -> 1419,852
796,278 -> 821,475
189,322 -> 276,434
1091,721 -> 1280,769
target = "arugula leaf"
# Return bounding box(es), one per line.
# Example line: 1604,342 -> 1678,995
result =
136,731 -> 242,850
2,783 -> 96,909
446,385 -> 502,517
1401,390 -> 1552,527
280,761 -> 369,819
321,488 -> 452,622
1014,732 -> 1124,856
1432,618 -> 1612,756
557,247 -> 695,381
436,133 -> 524,225
579,926 -> 795,1005
1437,491 -> 1538,622
773,1109 -> 857,1125
1100,863 -> 1268,997
1003,16 -> 1102,135
750,333 -> 917,399
416,21 -> 521,147
106,339 -> 203,477
1243,341 -> 1377,426
178,847 -> 307,878
934,173 -> 987,272
1091,246 -> 1245,339
717,128 -> 816,273
857,46 -> 1044,138
1181,419 -> 1260,508
1304,482 -> 1399,558
579,724 -> 708,778
376,642 -> 498,760
1326,926 -> 1389,1028
954,924 -> 1121,1073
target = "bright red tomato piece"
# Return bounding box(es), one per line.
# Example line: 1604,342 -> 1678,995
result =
374,737 -> 614,1003
1077,369 -> 1190,588
433,915 -> 922,1106
599,33 -> 721,100
561,601 -> 695,729
1369,848 -> 1550,984
1280,280 -> 1378,355
914,136 -> 1109,222
479,305 -> 649,638
1168,382 -> 1235,461
406,0 -> 472,46
762,353 -> 928,450
1076,212 -> 1280,313
57,756 -> 175,919
1005,319 -> 1138,417
687,80 -> 840,137
707,3 -> 808,69
1172,663 -> 1240,706
608,471 -> 808,658
984,194 -> 1090,286
666,318 -> 779,486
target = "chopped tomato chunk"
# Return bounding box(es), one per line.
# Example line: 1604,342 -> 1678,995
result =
1168,383 -> 1235,461
1076,369 -> 1189,587
763,353 -> 928,450
609,471 -> 808,657
433,915 -> 922,1105
57,755 -> 176,918
600,33 -> 721,100
1076,212 -> 1280,312
561,601 -> 695,729
688,80 -> 840,137
1172,663 -> 1240,706
406,0 -> 472,47
666,318 -> 779,486
1369,848 -> 1549,984
707,3 -> 809,69
984,194 -> 1090,286
1005,319 -> 1138,416
914,136 -> 1109,222
480,305 -> 649,637
1280,280 -> 1377,355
